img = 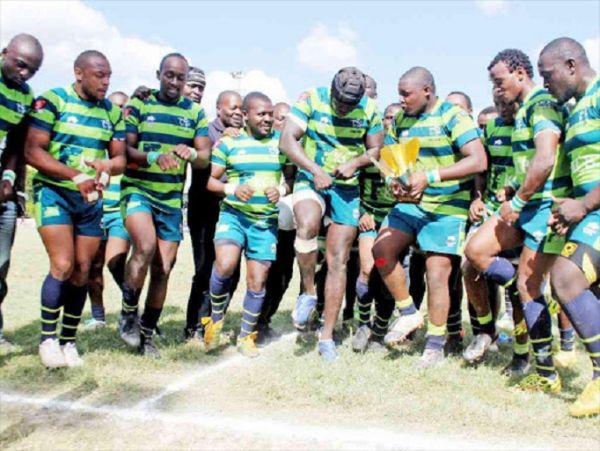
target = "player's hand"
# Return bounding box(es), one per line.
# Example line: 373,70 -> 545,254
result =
499,200 -> 519,225
358,212 -> 376,232
389,178 -> 410,200
264,186 -> 281,204
1,181 -> 14,202
73,173 -> 100,203
312,167 -> 333,190
156,154 -> 180,171
222,127 -> 241,138
496,186 -> 515,203
552,197 -> 587,225
132,85 -> 151,100
85,160 -> 112,190
171,144 -> 194,161
234,184 -> 254,202
333,160 -> 358,180
469,197 -> 488,223
408,171 -> 428,200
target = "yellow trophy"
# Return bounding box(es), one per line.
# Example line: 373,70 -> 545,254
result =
370,138 -> 420,203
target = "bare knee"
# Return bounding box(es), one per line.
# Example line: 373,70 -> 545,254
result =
50,257 -> 74,281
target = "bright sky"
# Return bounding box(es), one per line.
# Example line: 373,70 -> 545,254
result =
1,0 -> 599,118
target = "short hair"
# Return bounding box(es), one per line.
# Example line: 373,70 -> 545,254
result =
216,90 -> 241,107
447,91 -> 472,111
479,105 -> 497,116
74,50 -> 107,69
110,90 -> 127,97
159,52 -> 188,72
242,91 -> 271,111
540,37 -> 590,66
488,49 -> 534,78
384,103 -> 402,114
401,66 -> 436,93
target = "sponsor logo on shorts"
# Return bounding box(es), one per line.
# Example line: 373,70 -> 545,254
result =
216,224 -> 229,232
532,230 -> 545,243
271,243 -> 277,254
43,206 -> 60,218
126,201 -> 142,211
446,235 -> 457,247
583,221 -> 599,236
353,209 -> 359,219
561,242 -> 578,258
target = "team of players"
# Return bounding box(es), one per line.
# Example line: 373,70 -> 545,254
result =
0,33 -> 598,417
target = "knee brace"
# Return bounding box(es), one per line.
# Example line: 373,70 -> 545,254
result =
294,236 -> 318,254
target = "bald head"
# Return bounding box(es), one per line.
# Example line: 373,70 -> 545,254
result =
216,90 -> 242,108
540,37 -> 590,66
1,33 -> 43,86
401,66 -> 436,93
216,90 -> 243,128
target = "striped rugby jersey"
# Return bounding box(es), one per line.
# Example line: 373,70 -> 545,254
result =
0,69 -> 33,160
212,130 -> 286,219
359,165 -> 396,223
103,174 -> 122,213
484,117 -> 514,210
387,99 -> 481,218
28,84 -> 125,191
563,75 -> 600,199
288,87 -> 382,186
121,90 -> 209,212
511,85 -> 570,203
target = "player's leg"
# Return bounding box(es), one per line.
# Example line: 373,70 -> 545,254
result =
85,239 -> 106,329
0,200 -> 17,348
352,232 -> 376,352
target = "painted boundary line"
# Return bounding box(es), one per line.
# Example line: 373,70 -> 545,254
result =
1,390 -> 544,451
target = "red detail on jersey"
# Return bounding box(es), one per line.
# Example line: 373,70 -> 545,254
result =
33,98 -> 47,111
374,257 -> 387,268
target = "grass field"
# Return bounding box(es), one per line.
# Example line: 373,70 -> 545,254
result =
0,224 -> 599,450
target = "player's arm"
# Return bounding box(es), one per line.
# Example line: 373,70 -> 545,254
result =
549,183 -> 600,235
334,131 -> 384,179
125,132 -> 179,172
0,124 -> 26,202
206,161 -> 253,202
279,119 -> 319,176
515,130 -> 559,202
170,136 -> 211,170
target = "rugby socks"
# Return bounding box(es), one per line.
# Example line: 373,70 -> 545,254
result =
355,279 -> 372,327
477,311 -> 495,336
140,307 -> 162,340
425,321 -> 446,351
482,257 -> 515,286
523,296 -> 556,379
59,283 -> 87,344
396,296 -> 417,316
514,339 -> 530,359
447,310 -> 462,341
372,297 -> 394,340
239,289 -> 265,338
559,327 -> 576,352
91,303 -> 105,322
209,267 -> 233,323
40,274 -> 67,342
561,290 -> 600,379
121,282 -> 141,316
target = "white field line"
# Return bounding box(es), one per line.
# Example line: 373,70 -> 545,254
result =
134,332 -> 295,410
0,391 -> 547,451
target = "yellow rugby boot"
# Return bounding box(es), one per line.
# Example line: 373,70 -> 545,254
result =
237,332 -> 259,358
203,318 -> 224,353
518,372 -> 561,394
569,379 -> 600,418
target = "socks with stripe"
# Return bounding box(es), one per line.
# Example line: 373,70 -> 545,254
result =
141,306 -> 162,339
396,296 -> 417,316
239,289 -> 265,338
355,279 -> 372,327
209,267 -> 234,323
121,282 -> 141,316
482,257 -> 515,286
59,283 -> 87,345
40,274 -> 67,342
559,327 -> 575,352
523,296 -> 556,378
560,289 -> 600,379
425,321 -> 446,351
477,311 -> 495,336
91,303 -> 105,322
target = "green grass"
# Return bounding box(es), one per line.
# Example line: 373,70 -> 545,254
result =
0,225 -> 599,450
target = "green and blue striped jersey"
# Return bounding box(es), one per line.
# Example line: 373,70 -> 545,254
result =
121,90 -> 208,212
103,174 -> 122,213
511,85 -> 570,203
563,75 -> 600,199
28,84 -> 126,191
288,87 -> 382,186
0,69 -> 33,158
359,166 -> 396,223
212,130 -> 286,219
386,99 -> 481,218
484,117 -> 514,210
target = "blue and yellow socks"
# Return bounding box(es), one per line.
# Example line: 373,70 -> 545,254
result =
523,296 -> 556,379
59,283 -> 87,345
40,274 -> 67,342
239,289 -> 265,338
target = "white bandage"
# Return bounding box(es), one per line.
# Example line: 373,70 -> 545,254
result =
86,191 -> 99,202
278,185 -> 287,197
187,147 -> 198,162
224,183 -> 238,196
72,173 -> 94,185
294,236 -> 318,254
292,189 -> 326,218
99,171 -> 110,188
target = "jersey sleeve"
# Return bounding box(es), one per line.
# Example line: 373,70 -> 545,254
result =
366,107 -> 383,136
27,90 -> 59,133
446,108 -> 480,149
194,105 -> 209,138
288,90 -> 313,131
124,97 -> 143,134
109,105 -> 126,141
530,99 -> 564,137
211,138 -> 230,167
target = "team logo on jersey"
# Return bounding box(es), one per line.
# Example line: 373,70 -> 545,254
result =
351,119 -> 364,128
67,116 -> 78,124
583,221 -> 599,236
101,119 -> 111,130
269,147 -> 279,156
401,130 -> 409,137
16,103 -> 27,114
178,117 -> 191,128
320,116 -> 331,125
515,118 -> 526,129
33,98 -> 47,111
147,115 -> 155,123
494,139 -> 503,146
429,125 -> 442,135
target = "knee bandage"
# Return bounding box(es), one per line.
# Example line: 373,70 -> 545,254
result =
294,236 -> 318,253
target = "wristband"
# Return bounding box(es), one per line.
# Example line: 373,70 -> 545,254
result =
187,147 -> 198,162
426,169 -> 441,185
278,185 -> 287,197
147,151 -> 161,165
72,173 -> 94,185
509,194 -> 526,213
2,170 -> 16,187
224,183 -> 237,196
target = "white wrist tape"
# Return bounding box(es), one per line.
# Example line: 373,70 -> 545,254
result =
224,183 -> 238,196
278,185 -> 287,197
86,191 -> 99,202
188,147 -> 198,162
72,173 -> 94,185
98,171 -> 110,188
